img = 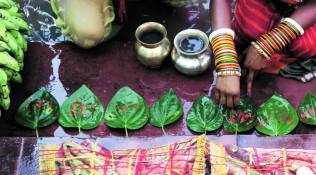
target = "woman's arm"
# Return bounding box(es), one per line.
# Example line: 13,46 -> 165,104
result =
290,0 -> 316,29
244,0 -> 316,95
211,0 -> 232,29
210,0 -> 240,108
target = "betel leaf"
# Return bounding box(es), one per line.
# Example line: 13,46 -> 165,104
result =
58,85 -> 104,132
224,98 -> 257,133
15,88 -> 59,137
104,86 -> 149,137
187,96 -> 223,134
298,91 -> 316,125
150,89 -> 183,135
255,93 -> 299,136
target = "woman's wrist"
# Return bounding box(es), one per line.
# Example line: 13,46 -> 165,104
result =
209,28 -> 241,77
253,17 -> 304,60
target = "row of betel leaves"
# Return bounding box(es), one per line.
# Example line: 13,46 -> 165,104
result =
14,85 -> 316,137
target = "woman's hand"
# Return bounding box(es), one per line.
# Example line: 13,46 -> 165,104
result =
244,45 -> 269,71
244,45 -> 269,96
215,76 -> 240,107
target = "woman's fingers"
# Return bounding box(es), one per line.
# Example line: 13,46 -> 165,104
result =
215,90 -> 220,101
226,95 -> 234,107
233,94 -> 240,107
219,93 -> 226,106
247,70 -> 255,96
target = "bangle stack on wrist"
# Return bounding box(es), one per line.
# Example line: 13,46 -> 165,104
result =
209,28 -> 241,77
253,17 -> 304,60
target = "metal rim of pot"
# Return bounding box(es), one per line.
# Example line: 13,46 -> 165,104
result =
173,29 -> 209,57
135,22 -> 168,48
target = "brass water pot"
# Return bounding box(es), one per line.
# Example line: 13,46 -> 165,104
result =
135,22 -> 171,68
171,29 -> 211,75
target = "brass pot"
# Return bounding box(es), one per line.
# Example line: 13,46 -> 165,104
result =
135,22 -> 171,68
171,29 -> 211,75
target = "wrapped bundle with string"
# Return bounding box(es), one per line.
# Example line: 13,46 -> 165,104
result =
208,142 -> 316,175
39,136 -> 316,175
39,136 -> 207,175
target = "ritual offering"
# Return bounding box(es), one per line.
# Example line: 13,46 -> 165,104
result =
223,98 -> 257,134
298,91 -> 316,125
256,93 -> 299,136
172,29 -> 211,75
51,0 -> 115,48
0,0 -> 29,110
58,85 -> 104,132
187,96 -> 223,133
104,86 -> 149,137
150,89 -> 183,135
135,22 -> 171,68
15,88 -> 59,137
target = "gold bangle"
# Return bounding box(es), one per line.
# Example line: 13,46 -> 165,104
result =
251,42 -> 271,61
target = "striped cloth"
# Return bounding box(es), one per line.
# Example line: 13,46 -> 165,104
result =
232,0 -> 316,74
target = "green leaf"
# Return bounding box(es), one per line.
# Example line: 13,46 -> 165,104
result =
15,88 -> 60,136
187,96 -> 223,133
150,89 -> 183,135
58,85 -> 104,132
224,98 -> 257,133
104,86 -> 149,137
255,93 -> 299,136
298,91 -> 316,125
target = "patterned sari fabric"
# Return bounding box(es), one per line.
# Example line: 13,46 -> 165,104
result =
233,0 -> 316,74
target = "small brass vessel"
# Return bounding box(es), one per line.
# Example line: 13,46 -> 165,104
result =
171,29 -> 211,75
135,22 -> 171,68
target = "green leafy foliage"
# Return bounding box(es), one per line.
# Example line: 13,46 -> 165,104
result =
223,98 -> 257,133
187,96 -> 223,133
255,93 -> 299,136
150,89 -> 183,135
15,88 -> 59,137
104,86 -> 149,137
298,91 -> 316,125
58,85 -> 104,132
